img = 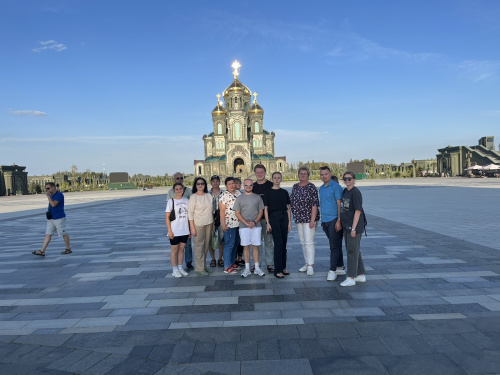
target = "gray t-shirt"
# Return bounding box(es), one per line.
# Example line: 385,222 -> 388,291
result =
233,193 -> 265,228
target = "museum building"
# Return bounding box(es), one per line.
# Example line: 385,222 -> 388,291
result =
194,61 -> 287,178
436,136 -> 500,176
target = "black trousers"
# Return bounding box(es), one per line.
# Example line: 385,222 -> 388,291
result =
321,219 -> 344,271
269,211 -> 288,274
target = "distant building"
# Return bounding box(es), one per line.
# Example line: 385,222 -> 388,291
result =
437,136 -> 500,176
194,61 -> 287,178
0,164 -> 28,196
108,172 -> 134,190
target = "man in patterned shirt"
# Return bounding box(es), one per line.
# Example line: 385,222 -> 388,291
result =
219,177 -> 242,274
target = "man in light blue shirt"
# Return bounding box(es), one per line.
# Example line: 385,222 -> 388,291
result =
319,166 -> 345,281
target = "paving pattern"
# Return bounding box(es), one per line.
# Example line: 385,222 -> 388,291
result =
1,184 -> 500,374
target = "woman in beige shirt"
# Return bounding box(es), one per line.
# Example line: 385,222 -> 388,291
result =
188,177 -> 214,275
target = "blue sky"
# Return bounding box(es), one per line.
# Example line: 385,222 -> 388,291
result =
1,0 -> 499,176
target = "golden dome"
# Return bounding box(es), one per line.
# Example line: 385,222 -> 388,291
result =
211,103 -> 226,115
224,79 -> 251,96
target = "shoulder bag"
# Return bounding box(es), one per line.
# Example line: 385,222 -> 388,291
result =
169,198 -> 176,221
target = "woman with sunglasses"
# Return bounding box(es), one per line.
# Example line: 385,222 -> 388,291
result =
188,177 -> 214,276
339,171 -> 366,287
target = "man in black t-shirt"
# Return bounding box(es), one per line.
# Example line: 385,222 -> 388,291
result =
252,164 -> 274,272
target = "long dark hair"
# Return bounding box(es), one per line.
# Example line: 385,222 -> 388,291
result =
192,177 -> 208,193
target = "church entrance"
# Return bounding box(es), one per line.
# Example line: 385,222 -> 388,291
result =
234,158 -> 245,174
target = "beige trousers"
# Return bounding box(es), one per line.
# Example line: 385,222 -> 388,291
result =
193,223 -> 213,272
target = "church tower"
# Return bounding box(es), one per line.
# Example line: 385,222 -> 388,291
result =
194,61 -> 287,178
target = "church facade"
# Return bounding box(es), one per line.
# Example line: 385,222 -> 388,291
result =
194,61 -> 287,178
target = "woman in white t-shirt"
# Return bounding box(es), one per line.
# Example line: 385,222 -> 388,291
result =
166,182 -> 190,278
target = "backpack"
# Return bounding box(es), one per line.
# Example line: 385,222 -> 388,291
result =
342,187 -> 367,237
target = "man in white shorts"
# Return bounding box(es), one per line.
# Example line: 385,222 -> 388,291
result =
234,179 -> 265,277
32,182 -> 72,256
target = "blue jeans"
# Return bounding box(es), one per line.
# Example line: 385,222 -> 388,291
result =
223,227 -> 239,269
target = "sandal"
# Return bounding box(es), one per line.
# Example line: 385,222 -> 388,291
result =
210,259 -> 216,267
267,265 -> 275,273
32,250 -> 45,257
282,269 -> 289,275
218,259 -> 224,267
61,248 -> 72,255
274,273 -> 285,279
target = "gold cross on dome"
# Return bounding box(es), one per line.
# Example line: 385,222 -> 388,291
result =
231,60 -> 241,79
216,93 -> 221,104
253,92 -> 258,104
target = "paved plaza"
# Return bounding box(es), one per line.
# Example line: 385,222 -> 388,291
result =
1,179 -> 500,374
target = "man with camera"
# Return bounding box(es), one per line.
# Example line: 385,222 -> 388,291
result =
32,182 -> 72,256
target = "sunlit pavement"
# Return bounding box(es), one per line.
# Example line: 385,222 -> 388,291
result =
0,179 -> 499,374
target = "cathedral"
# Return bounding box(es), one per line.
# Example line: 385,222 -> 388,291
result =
194,61 -> 287,178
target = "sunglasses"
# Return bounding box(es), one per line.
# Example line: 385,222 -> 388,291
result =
45,187 -> 51,190
343,177 -> 353,181
196,182 -> 205,185
244,184 -> 253,187
175,177 -> 184,180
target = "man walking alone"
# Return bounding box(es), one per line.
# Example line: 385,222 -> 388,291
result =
33,182 -> 72,256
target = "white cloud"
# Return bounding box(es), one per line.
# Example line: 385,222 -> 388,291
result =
10,110 -> 47,116
326,33 -> 441,63
457,60 -> 500,82
32,40 -> 67,52
480,110 -> 500,116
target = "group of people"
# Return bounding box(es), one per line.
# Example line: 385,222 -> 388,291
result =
165,165 -> 288,279
165,165 -> 366,286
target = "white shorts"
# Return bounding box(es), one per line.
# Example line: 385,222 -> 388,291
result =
239,227 -> 262,246
46,218 -> 68,236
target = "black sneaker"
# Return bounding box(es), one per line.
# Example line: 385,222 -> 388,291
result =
186,262 -> 194,270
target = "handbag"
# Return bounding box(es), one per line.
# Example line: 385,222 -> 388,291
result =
169,198 -> 176,221
46,210 -> 52,220
210,227 -> 220,249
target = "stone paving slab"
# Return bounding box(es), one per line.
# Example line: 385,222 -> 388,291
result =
0,182 -> 500,373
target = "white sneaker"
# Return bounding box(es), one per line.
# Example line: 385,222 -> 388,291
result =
340,278 -> 356,287
241,269 -> 251,278
254,267 -> 265,277
335,267 -> 346,275
354,275 -> 366,283
299,264 -> 308,272
178,268 -> 189,276
172,269 -> 182,278
327,271 -> 337,281
306,266 -> 314,276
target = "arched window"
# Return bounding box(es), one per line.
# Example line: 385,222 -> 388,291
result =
255,122 -> 260,132
198,166 -> 202,175
217,123 -> 222,134
235,122 -> 240,138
